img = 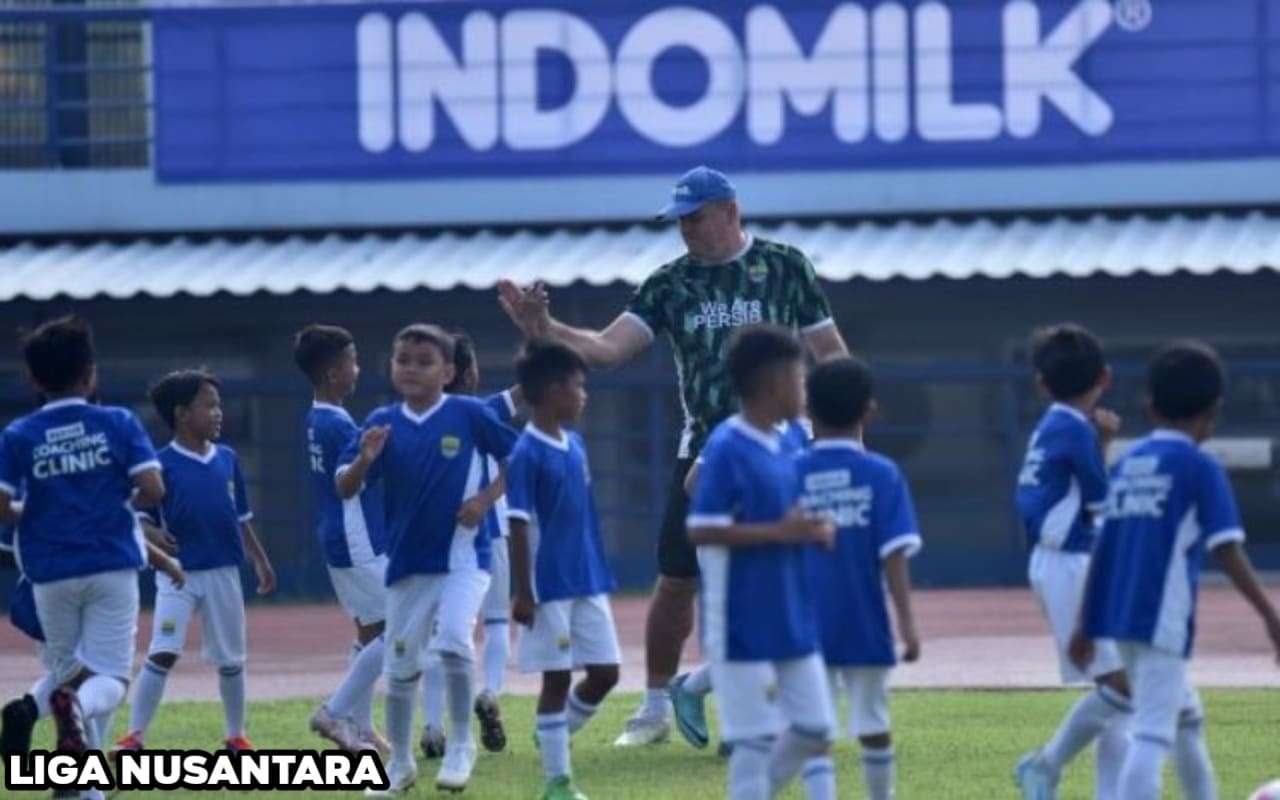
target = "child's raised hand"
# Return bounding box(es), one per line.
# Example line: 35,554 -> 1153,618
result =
1092,408 -> 1121,440
359,425 -> 390,461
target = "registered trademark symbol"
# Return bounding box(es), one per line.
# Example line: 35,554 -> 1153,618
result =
1114,0 -> 1152,32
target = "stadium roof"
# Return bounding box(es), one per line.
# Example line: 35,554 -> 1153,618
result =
2,211 -> 1280,302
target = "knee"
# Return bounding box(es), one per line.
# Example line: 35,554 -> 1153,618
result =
792,725 -> 833,756
860,732 -> 892,750
541,671 -> 572,702
655,576 -> 698,604
357,621 -> 385,645
585,664 -> 619,693
148,652 -> 179,671
1097,670 -> 1131,699
217,663 -> 244,678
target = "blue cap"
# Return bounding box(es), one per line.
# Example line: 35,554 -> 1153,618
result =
655,166 -> 736,220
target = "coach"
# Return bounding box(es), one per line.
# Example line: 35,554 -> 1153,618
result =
496,166 -> 848,747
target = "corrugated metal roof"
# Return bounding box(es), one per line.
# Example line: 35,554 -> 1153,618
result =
2,212 -> 1279,302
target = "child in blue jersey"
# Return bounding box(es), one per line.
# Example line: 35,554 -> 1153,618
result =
506,340 -> 620,800
337,323 -> 516,796
1014,324 -> 1133,800
1071,341 -> 1280,800
687,324 -> 837,800
294,324 -> 391,755
0,316 -> 166,765
420,331 -> 523,760
796,357 -> 922,800
117,369 -> 276,755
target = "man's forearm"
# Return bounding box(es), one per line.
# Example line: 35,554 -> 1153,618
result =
544,318 -> 622,369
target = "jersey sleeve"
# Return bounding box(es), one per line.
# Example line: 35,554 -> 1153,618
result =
1197,457 -> 1245,551
623,270 -> 667,341
322,414 -> 359,480
0,430 -> 19,498
484,391 -> 518,425
789,249 -> 835,333
686,438 -> 738,529
471,401 -> 518,462
231,452 -> 253,522
876,464 -> 922,560
118,411 -> 161,477
1068,424 -> 1110,510
504,445 -> 535,523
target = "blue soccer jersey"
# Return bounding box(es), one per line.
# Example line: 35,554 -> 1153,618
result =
505,424 -> 615,603
147,442 -> 252,571
1015,403 -> 1109,553
481,391 -> 516,540
338,395 -> 518,585
306,403 -> 386,568
1083,430 -> 1246,657
1,494 -> 41,642
0,399 -> 158,583
688,415 -> 815,662
798,440 -> 922,667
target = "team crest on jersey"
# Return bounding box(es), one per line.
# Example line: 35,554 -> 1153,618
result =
747,262 -> 768,283
440,435 -> 461,459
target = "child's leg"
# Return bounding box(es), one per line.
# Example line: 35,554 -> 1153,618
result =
128,574 -> 196,740
568,664 -> 619,734
203,567 -> 248,740
566,595 -> 623,734
537,671 -> 573,781
326,558 -> 389,735
480,540 -> 511,698
1093,671 -> 1132,800
709,660 -> 784,800
77,570 -> 140,749
431,569 -> 490,751
769,654 -> 836,797
382,575 -> 442,770
1040,670 -> 1131,783
845,667 -> 894,800
1173,692 -> 1216,800
421,650 -> 446,730
1117,643 -> 1186,800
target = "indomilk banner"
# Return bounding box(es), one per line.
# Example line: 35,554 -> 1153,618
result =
151,0 -> 1279,182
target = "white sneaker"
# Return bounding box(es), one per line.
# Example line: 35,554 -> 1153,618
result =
310,705 -> 364,753
436,740 -> 478,792
365,760 -> 417,797
612,711 -> 670,747
1014,750 -> 1058,800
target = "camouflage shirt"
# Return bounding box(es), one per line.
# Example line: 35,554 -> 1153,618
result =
624,235 -> 834,459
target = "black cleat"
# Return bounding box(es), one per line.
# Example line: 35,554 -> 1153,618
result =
473,691 -> 507,753
49,687 -> 86,755
0,694 -> 38,756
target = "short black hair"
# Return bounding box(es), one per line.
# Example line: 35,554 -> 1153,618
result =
150,368 -> 220,430
20,315 -> 95,394
293,324 -> 354,385
1029,323 -> 1107,401
726,324 -> 804,400
445,331 -> 476,394
1147,340 -> 1224,421
515,340 -> 587,406
394,323 -> 454,362
807,357 -> 874,429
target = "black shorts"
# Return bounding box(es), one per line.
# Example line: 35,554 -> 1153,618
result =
657,458 -> 699,579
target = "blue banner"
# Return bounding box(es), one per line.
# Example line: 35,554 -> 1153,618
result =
152,0 -> 1280,182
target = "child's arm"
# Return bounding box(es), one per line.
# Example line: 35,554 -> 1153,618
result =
688,508 -> 835,548
138,515 -> 178,555
241,521 -> 277,596
0,492 -> 18,526
884,549 -> 920,662
335,425 -> 390,499
458,464 -> 507,528
1215,541 -> 1280,665
131,468 -> 166,509
145,541 -> 185,589
682,460 -> 701,497
508,518 -> 535,627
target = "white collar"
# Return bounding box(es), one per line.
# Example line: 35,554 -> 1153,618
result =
40,397 -> 88,412
525,423 -> 569,451
170,440 -> 217,464
1049,402 -> 1089,424
312,401 -> 353,421
812,438 -> 864,452
400,395 -> 447,425
728,415 -> 781,453
1151,429 -> 1196,445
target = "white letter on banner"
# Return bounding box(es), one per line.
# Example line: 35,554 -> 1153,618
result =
914,2 -> 1003,141
746,5 -> 869,145
357,13 -> 394,153
1004,0 -> 1113,137
615,8 -> 743,148
871,3 -> 909,142
501,10 -> 611,150
397,11 -> 498,152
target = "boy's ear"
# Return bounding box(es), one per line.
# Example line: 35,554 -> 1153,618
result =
442,363 -> 456,386
862,398 -> 879,425
1097,365 -> 1113,392
1034,372 -> 1050,398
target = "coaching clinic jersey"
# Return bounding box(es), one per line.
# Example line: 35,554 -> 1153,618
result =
625,236 -> 834,459
798,440 -> 922,667
479,391 -> 517,540
1015,404 -> 1109,553
0,399 -> 158,584
339,395 -> 517,585
148,442 -> 252,571
688,415 -> 815,662
306,403 -> 386,568
505,424 -> 615,603
1083,430 -> 1246,658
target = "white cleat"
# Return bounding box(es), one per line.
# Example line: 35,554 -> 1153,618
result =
365,760 -> 417,797
612,712 -> 671,747
310,705 -> 365,753
1014,750 -> 1058,800
436,740 -> 478,792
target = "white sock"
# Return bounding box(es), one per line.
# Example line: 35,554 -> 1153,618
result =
421,654 -> 445,730
684,664 -> 713,696
328,636 -> 384,725
77,676 -> 125,749
642,687 -> 669,720
128,660 -> 169,736
217,665 -> 246,739
537,711 -> 571,780
801,756 -> 837,800
1174,715 -> 1217,800
1040,686 -> 1128,778
863,745 -> 896,800
1120,735 -> 1168,800
1095,716 -> 1130,800
728,737 -> 772,800
440,652 -> 475,748
566,687 -> 599,735
482,620 -> 509,697
90,707 -> 120,750
29,674 -> 56,720
385,674 -> 418,768
768,726 -> 830,795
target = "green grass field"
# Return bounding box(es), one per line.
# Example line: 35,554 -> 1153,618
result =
5,689 -> 1279,798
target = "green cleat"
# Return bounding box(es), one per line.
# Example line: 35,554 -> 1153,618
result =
668,673 -> 709,749
541,775 -> 588,800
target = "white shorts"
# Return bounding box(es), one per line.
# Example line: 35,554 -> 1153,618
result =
148,565 -> 246,668
517,594 -> 621,673
33,568 -> 139,684
711,652 -> 837,742
480,538 -> 510,624
1117,641 -> 1203,747
1029,546 -> 1123,683
328,555 -> 388,626
383,570 -> 490,680
829,666 -> 891,738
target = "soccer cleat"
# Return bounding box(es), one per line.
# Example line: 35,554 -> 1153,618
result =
49,687 -> 86,755
419,724 -> 446,760
358,726 -> 391,756
365,760 -> 417,798
541,775 -> 589,800
473,690 -> 507,753
435,740 -> 477,792
0,694 -> 39,757
310,705 -> 365,753
668,673 -> 709,749
612,712 -> 670,747
1014,750 -> 1058,800
223,735 -> 254,752
111,730 -> 145,760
